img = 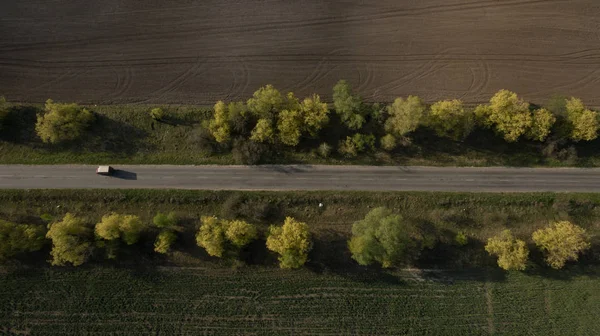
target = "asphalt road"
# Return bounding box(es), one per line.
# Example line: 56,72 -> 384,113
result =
1,165 -> 600,192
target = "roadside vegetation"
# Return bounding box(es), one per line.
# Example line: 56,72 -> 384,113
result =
1,189 -> 600,334
1,85 -> 600,166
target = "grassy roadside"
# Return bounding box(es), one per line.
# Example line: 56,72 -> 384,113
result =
1,190 -> 599,335
2,103 -> 600,166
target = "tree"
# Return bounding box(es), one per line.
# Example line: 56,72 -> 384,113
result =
532,221 -> 590,269
385,96 -> 426,138
153,212 -> 178,229
95,213 -> 145,245
266,217 -> 312,269
380,134 -> 397,151
475,90 -> 531,142
338,133 -> 375,157
250,118 -> 275,143
0,220 -> 45,260
208,101 -> 231,143
225,220 -> 258,248
301,94 -> 329,137
333,80 -> 364,130
427,99 -> 474,140
154,230 -> 177,254
485,230 -> 529,271
277,109 -> 303,146
46,213 -> 92,266
150,108 -> 164,121
348,207 -> 429,268
565,97 -> 598,142
526,108 -> 556,142
35,99 -> 95,144
196,216 -> 257,258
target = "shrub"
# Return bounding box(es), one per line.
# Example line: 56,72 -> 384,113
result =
232,138 -> 268,165
266,217 -> 312,269
485,230 -> 529,271
35,99 -> 95,144
196,216 -> 257,258
380,134 -> 397,151
338,133 -> 375,158
153,212 -> 178,229
154,230 -> 177,254
532,221 -> 590,269
150,108 -> 164,121
455,231 -> 468,246
317,142 -> 332,158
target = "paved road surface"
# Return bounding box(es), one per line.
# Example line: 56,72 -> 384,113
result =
1,165 -> 600,192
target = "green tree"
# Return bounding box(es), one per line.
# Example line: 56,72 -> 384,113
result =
475,90 -> 531,142
348,207 -> 428,268
301,94 -> 329,136
95,213 -> 145,245
485,230 -> 529,271
250,118 -> 275,143
385,96 -> 426,138
153,212 -> 178,229
266,217 -> 312,269
333,80 -> 364,130
0,220 -> 45,260
380,134 -> 397,151
427,99 -> 474,140
526,108 -> 556,142
154,230 -> 177,254
35,99 -> 95,144
565,97 -> 598,141
150,108 -> 164,121
277,109 -> 303,146
46,213 -> 92,266
532,221 -> 590,269
338,133 -> 375,157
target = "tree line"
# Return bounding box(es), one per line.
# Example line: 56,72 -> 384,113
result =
0,208 -> 592,271
1,83 -> 597,164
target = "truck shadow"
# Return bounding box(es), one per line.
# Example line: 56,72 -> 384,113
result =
112,169 -> 137,180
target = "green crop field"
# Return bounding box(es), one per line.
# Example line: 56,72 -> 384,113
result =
0,189 -> 599,334
1,266 -> 599,335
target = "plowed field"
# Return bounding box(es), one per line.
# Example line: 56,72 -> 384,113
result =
1,0 -> 600,106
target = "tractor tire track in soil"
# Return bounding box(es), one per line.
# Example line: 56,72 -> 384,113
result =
1,0 -> 599,106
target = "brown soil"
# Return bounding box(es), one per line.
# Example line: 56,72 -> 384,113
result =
1,0 -> 599,106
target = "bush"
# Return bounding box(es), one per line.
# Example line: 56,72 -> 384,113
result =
380,134 -> 397,151
196,216 -> 257,258
485,230 -> 529,270
455,231 -> 468,246
35,99 -> 95,144
153,212 -> 178,229
338,133 -> 375,158
232,138 -> 268,165
532,221 -> 590,269
46,213 -> 92,266
266,217 -> 312,269
154,230 -> 177,254
150,108 -> 164,121
317,142 -> 332,158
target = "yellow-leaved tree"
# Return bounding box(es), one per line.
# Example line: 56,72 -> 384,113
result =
565,97 -> 598,142
266,217 -> 312,269
46,213 -> 92,266
208,101 -> 231,143
485,230 -> 529,271
385,96 -> 426,138
95,213 -> 146,245
532,221 -> 590,269
427,99 -> 474,141
196,216 -> 257,258
0,219 -> 46,261
35,99 -> 95,144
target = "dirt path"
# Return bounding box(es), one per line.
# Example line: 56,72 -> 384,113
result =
1,0 -> 599,106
